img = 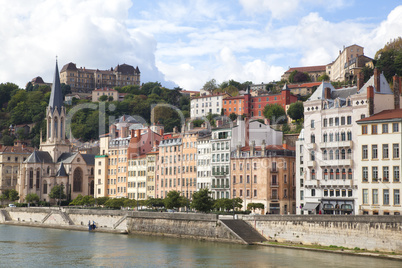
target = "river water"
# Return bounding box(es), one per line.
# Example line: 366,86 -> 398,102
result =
0,225 -> 400,268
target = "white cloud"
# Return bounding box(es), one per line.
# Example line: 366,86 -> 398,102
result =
239,0 -> 300,19
0,0 -> 170,88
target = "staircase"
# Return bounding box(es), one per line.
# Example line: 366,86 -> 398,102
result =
0,210 -> 12,222
113,215 -> 127,229
220,219 -> 267,244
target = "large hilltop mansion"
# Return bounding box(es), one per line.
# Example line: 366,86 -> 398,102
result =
60,62 -> 140,92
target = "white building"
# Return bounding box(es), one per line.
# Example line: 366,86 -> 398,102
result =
356,109 -> 402,215
190,94 -> 226,118
211,123 -> 232,199
297,69 -> 396,215
196,131 -> 212,192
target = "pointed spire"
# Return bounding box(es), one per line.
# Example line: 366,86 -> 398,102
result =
56,162 -> 67,177
49,58 -> 64,114
282,83 -> 290,91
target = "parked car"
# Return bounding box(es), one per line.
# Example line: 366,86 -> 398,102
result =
8,204 -> 16,207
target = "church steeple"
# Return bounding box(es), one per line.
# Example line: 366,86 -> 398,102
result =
49,58 -> 64,114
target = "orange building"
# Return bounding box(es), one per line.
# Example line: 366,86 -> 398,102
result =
222,96 -> 245,117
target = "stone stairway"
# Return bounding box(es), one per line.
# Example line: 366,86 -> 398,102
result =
220,219 -> 267,244
113,215 -> 127,229
0,210 -> 12,222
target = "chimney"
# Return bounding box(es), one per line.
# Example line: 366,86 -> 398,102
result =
110,125 -> 116,139
324,87 -> 331,99
236,144 -> 241,157
261,139 -> 266,155
374,68 -> 380,92
357,71 -> 364,91
283,140 -> 288,150
250,141 -> 255,156
158,127 -> 164,136
394,75 -> 401,109
367,85 -> 374,116
121,126 -> 128,138
245,117 -> 250,147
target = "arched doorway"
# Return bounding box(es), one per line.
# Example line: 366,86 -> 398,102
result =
73,167 -> 83,192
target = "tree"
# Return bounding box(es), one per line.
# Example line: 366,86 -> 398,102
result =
247,202 -> 265,212
48,184 -> 66,204
95,197 -> 109,206
25,193 -> 40,205
361,66 -> 374,84
104,198 -> 125,209
202,79 -> 218,92
263,104 -> 287,124
287,102 -> 304,121
99,95 -> 108,102
318,73 -> 330,82
191,189 -> 214,213
108,96 -> 114,101
146,198 -> 165,209
229,112 -> 237,122
8,189 -> 19,202
164,190 -> 184,209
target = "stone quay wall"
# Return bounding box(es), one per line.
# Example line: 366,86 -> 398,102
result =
243,215 -> 402,253
126,212 -> 241,243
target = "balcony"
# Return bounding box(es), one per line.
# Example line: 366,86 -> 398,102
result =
306,143 -> 316,150
270,168 -> 278,173
319,159 -> 353,167
212,171 -> 229,177
270,195 -> 279,201
319,141 -> 352,148
211,184 -> 230,189
307,161 -> 316,168
271,183 -> 279,187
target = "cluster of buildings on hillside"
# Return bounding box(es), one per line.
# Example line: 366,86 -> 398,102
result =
3,44 -> 401,216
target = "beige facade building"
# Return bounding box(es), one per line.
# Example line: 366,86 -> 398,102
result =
60,62 -> 140,93
231,143 -> 296,214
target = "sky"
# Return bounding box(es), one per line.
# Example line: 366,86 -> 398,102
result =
1,0 -> 402,91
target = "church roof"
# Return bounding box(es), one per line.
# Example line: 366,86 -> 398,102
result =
56,162 -> 67,177
57,152 -> 77,164
81,154 -> 96,165
25,151 -> 53,163
48,60 -> 64,114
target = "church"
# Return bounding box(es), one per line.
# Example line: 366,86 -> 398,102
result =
19,61 -> 95,203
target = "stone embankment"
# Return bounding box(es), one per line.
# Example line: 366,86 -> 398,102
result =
2,208 -> 402,253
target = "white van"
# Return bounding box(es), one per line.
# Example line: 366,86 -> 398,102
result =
8,204 -> 16,207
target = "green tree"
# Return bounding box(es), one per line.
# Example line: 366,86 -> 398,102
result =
25,193 -> 40,205
108,96 -> 114,101
287,102 -> 304,121
318,73 -> 330,82
8,189 -> 19,202
99,95 -> 108,101
104,198 -> 125,209
263,104 -> 287,124
2,135 -> 14,146
247,202 -> 265,212
191,189 -> 214,213
95,197 -> 109,206
146,198 -> 165,209
164,190 -> 184,209
229,112 -> 237,122
202,79 -> 218,92
48,184 -> 66,203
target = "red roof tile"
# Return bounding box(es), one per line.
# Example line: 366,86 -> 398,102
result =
357,109 -> 402,122
284,65 -> 326,74
287,82 -> 322,88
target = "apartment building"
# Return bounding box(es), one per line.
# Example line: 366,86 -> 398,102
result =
281,65 -> 327,82
356,109 -> 402,215
0,144 -> 34,196
326,44 -> 365,82
196,131 -> 212,191
297,69 -> 396,215
231,142 -> 296,214
128,154 -> 147,200
190,94 -> 227,118
60,62 -> 140,92
146,151 -> 158,199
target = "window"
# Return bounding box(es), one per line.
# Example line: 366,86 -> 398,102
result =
382,124 -> 388,133
393,144 -> 399,158
341,117 -> 345,125
383,189 -> 390,205
372,166 -> 378,182
372,125 -> 378,134
362,125 -> 368,134
310,134 -> 315,143
394,189 -> 400,205
372,145 -> 378,159
363,189 -> 369,204
393,122 -> 399,132
323,119 -> 327,127
335,117 -> 339,126
347,131 -> 352,141
329,118 -> 333,126
383,166 -> 389,181
393,166 -> 400,182
372,189 -> 378,204
323,133 -> 328,142
347,116 -> 352,125
311,189 -> 316,196
311,169 -> 316,180
311,120 -> 315,128
383,144 -> 389,159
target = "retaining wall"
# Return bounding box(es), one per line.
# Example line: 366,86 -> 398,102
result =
243,215 -> 402,253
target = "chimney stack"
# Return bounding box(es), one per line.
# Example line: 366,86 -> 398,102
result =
250,141 -> 255,156
374,68 -> 380,92
237,144 -> 241,157
367,85 -> 375,115
262,140 -> 266,156
394,75 -> 401,109
245,117 -> 250,147
357,71 -> 364,91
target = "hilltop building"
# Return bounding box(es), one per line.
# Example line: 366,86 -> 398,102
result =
60,62 -> 140,93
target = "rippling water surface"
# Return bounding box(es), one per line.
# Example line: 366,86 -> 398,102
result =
0,225 -> 400,267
